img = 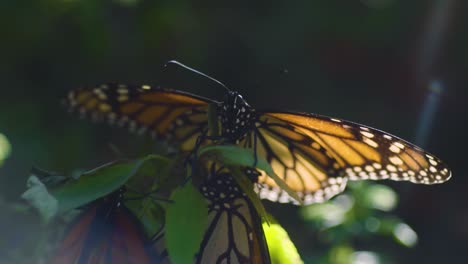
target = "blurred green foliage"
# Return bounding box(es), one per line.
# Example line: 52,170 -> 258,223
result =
0,0 -> 464,263
300,182 -> 418,263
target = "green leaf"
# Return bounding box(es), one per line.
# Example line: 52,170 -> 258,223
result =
198,145 -> 302,204
52,155 -> 167,214
263,215 -> 304,264
229,166 -> 270,224
165,182 -> 208,264
125,193 -> 166,239
21,176 -> 58,223
126,155 -> 172,194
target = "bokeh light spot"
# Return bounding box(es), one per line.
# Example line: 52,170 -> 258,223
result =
352,251 -> 381,264
0,133 -> 12,163
365,184 -> 397,211
394,223 -> 418,247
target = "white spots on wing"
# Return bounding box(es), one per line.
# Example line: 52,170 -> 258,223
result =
429,159 -> 438,166
359,171 -> 368,179
389,156 -> 403,166
257,177 -> 347,205
117,87 -> 129,94
394,142 -> 405,149
390,173 -> 399,180
363,137 -> 378,148
93,88 -> 108,100
360,126 -> 370,131
365,165 -> 375,172
383,135 -> 392,140
373,163 -> 382,169
389,145 -> 401,153
142,85 -> 151,90
386,164 -> 397,172
330,118 -> 342,123
360,131 -> 374,138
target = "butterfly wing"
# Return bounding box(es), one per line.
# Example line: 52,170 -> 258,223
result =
65,83 -> 215,152
242,111 -> 451,205
196,172 -> 270,264
52,199 -> 157,263
152,170 -> 271,264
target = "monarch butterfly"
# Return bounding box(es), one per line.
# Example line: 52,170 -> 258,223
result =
153,164 -> 271,264
65,62 -> 451,204
52,188 -> 161,264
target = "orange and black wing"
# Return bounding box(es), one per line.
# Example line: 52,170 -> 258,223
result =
241,111 -> 451,205
65,83 -> 216,152
195,170 -> 270,264
152,168 -> 271,264
52,193 -> 159,263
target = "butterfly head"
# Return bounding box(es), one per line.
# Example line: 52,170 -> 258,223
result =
220,91 -> 255,141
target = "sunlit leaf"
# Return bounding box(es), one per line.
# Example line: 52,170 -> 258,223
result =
263,217 -> 303,264
0,133 -> 11,165
328,244 -> 354,264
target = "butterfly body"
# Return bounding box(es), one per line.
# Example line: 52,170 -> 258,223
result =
219,91 -> 256,143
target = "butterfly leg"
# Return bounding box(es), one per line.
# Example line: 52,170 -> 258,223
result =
253,128 -> 258,167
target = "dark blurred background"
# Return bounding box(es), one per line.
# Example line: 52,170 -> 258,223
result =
0,0 -> 466,263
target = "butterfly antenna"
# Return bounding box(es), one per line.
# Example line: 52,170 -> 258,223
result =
165,60 -> 231,92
